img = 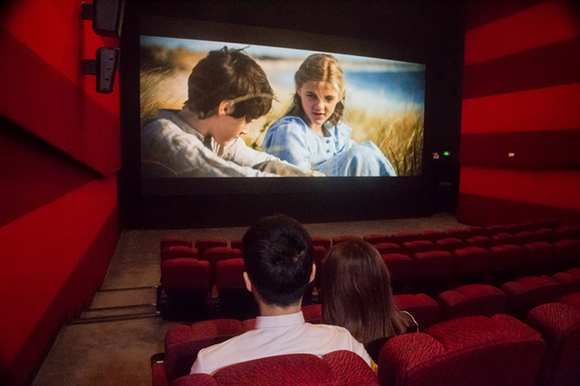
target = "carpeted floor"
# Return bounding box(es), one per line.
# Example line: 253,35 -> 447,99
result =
32,212 -> 468,385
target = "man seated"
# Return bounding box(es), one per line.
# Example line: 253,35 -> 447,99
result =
141,47 -> 321,177
190,214 -> 371,375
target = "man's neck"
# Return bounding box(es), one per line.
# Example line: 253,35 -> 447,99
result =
258,302 -> 302,317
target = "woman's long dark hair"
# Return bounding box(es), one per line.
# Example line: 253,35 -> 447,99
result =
322,239 -> 412,345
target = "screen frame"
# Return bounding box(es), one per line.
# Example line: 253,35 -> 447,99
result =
119,2 -> 445,228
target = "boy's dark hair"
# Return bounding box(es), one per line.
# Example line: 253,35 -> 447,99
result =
184,47 -> 274,121
242,214 -> 313,307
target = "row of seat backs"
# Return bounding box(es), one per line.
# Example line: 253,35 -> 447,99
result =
159,278 -> 580,384
157,302 -> 580,386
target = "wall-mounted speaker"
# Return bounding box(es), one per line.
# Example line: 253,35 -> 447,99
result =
83,47 -> 120,93
82,0 -> 125,37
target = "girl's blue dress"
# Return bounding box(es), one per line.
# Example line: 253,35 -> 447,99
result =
262,116 -> 396,177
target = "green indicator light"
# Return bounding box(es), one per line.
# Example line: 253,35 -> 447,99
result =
443,151 -> 450,156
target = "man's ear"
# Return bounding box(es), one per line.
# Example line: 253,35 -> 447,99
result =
243,271 -> 252,293
218,100 -> 235,116
309,263 -> 316,284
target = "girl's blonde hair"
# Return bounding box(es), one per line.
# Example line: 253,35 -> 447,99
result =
322,239 -> 413,346
285,53 -> 346,126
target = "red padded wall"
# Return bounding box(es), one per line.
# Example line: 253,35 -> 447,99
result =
458,0 -> 580,226
0,0 -> 121,384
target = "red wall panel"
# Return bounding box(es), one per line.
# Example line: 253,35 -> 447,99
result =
464,0 -> 580,65
0,28 -> 120,176
461,82 -> 580,134
459,166 -> 580,211
0,121 -> 98,227
0,177 -> 117,379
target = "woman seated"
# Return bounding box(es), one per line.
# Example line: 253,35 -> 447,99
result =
261,53 -> 396,177
322,239 -> 417,363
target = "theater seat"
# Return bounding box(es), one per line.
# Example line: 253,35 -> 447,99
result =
501,275 -> 566,318
453,246 -> 492,282
160,245 -> 198,262
162,319 -> 245,382
524,241 -> 558,273
171,350 -> 377,386
382,253 -> 414,286
526,302 -> 580,386
230,237 -> 242,250
552,239 -> 580,269
435,237 -> 466,252
559,292 -> 580,310
311,236 -> 331,250
554,268 -> 580,294
215,258 -> 259,320
374,242 -> 402,255
194,237 -> 228,257
465,235 -> 494,249
437,284 -> 507,320
363,233 -> 392,245
390,231 -> 420,244
160,236 -> 193,250
201,247 -> 242,273
402,239 -> 435,255
160,258 -> 211,321
394,293 -> 440,329
331,234 -> 360,245
490,244 -> 528,281
378,314 -> 545,386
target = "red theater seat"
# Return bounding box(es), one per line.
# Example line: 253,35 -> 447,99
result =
490,244 -> 528,278
378,314 -> 545,386
526,303 -> 580,386
202,247 -> 241,272
514,230 -> 538,246
453,246 -> 492,279
394,293 -> 440,329
160,245 -> 198,262
363,233 -> 392,245
194,237 -> 228,257
160,258 -> 211,320
391,231 -> 422,244
491,232 -> 518,246
162,318 -> 245,382
416,229 -> 442,241
313,245 -> 327,290
160,236 -> 193,250
501,275 -> 565,318
331,234 -> 360,245
230,237 -> 242,250
413,250 -> 455,279
465,235 -> 495,249
402,239 -> 435,255
523,241 -> 558,272
559,292 -> 580,310
215,258 -> 258,320
374,242 -> 402,255
437,284 -> 507,320
553,239 -> 580,269
555,224 -> 580,240
171,350 -> 378,386
485,224 -> 511,237
311,236 -> 331,250
553,268 -> 580,294
533,228 -> 558,243
435,237 -> 466,252
382,253 -> 414,285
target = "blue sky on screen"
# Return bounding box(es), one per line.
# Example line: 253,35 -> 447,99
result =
141,36 -> 425,112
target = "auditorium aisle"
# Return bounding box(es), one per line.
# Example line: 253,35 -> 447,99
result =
32,212 -> 466,385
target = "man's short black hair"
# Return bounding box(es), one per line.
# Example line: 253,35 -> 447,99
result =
184,47 -> 274,121
242,214 -> 313,307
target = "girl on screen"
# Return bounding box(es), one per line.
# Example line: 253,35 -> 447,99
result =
321,239 -> 418,363
261,53 -> 396,176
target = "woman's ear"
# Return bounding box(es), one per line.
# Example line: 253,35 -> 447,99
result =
218,100 -> 235,116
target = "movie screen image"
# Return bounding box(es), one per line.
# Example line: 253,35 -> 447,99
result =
140,36 -> 425,178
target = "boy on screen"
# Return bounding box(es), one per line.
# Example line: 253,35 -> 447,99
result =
141,47 -> 321,177
190,214 -> 371,375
